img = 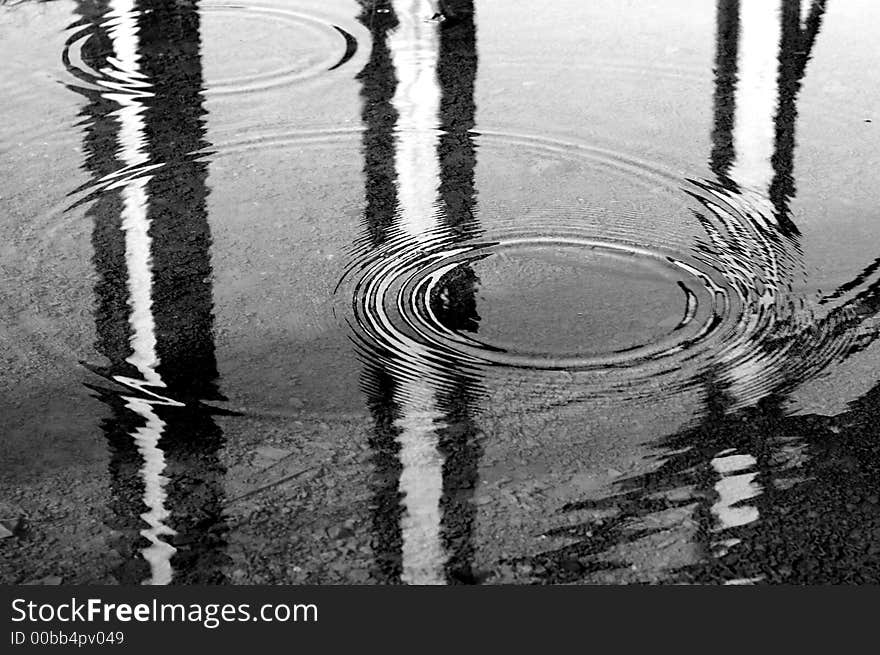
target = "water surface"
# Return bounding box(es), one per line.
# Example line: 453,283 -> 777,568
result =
1,0 -> 879,584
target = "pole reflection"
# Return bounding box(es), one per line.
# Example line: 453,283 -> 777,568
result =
355,0 -> 483,584
512,0 -> 880,583
683,0 -> 880,582
68,0 -> 228,584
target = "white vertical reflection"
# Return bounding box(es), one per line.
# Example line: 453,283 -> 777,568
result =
104,0 -> 177,585
387,0 -> 447,584
711,451 -> 761,529
393,379 -> 446,584
729,0 -> 782,193
720,0 -> 786,405
390,0 -> 443,240
127,398 -> 176,585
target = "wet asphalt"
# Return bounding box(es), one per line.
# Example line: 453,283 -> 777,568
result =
1,0 -> 879,584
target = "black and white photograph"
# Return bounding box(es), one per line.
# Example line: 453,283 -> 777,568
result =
1,0 -> 879,592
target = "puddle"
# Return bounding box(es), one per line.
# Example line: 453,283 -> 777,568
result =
2,0 -> 880,584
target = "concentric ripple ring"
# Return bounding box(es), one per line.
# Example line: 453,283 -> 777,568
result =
339,129 -> 870,405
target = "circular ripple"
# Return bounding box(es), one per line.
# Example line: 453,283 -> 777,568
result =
50,118 -> 862,408
343,228 -> 741,402
339,130 -> 870,405
62,3 -> 359,97
43,113 -> 872,407
447,240 -> 694,359
199,3 -> 358,95
391,235 -> 724,371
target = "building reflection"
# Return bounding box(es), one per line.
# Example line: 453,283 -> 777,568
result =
355,0 -> 483,584
68,0 -> 228,584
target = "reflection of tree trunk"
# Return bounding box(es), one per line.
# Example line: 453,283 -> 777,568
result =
513,0 -> 850,584
693,0 -> 827,581
711,0 -> 827,230
433,0 -> 480,335
769,0 -> 827,221
100,392 -> 151,584
710,0 -> 739,181
364,366 -> 406,584
437,384 -> 481,584
73,0 -> 228,584
161,407 -> 228,584
356,0 -> 483,584
357,2 -> 399,249
664,0 -> 880,584
438,0 -> 477,234
356,1 -> 406,584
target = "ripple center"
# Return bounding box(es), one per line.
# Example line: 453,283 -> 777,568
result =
461,242 -> 691,358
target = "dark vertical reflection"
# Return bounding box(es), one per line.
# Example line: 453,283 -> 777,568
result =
507,0 -> 880,584
629,0 -> 878,584
680,0 -> 832,583
436,0 -> 478,237
433,0 -> 482,585
769,0 -> 828,215
69,0 -> 228,584
356,0 -> 405,585
710,0 -> 739,182
355,0 -> 482,584
357,1 -> 399,250
706,0 -> 832,234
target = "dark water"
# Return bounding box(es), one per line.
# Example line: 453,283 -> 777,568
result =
1,0 -> 878,584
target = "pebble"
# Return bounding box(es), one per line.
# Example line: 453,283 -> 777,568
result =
327,525 -> 355,540
254,445 -> 291,461
560,559 -> 584,574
